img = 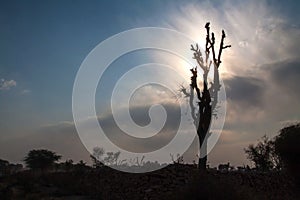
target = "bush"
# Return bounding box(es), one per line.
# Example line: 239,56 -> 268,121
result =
244,135 -> 281,171
24,149 -> 61,170
274,123 -> 300,183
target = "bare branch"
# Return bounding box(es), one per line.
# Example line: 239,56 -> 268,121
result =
179,85 -> 190,97
223,45 -> 231,49
216,29 -> 231,68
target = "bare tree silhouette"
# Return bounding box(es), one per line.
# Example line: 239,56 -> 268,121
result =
181,22 -> 230,170
90,146 -> 105,168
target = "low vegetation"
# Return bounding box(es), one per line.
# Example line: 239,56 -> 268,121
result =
0,124 -> 299,199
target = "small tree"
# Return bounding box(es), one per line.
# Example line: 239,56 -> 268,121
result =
90,146 -> 105,168
103,151 -> 120,166
244,135 -> 280,171
24,149 -> 61,170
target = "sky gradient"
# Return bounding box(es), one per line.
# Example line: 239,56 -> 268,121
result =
1,0 -> 299,167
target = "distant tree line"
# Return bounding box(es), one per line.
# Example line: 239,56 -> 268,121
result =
0,159 -> 23,176
0,123 -> 298,179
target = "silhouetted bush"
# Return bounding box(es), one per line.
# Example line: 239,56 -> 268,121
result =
244,135 -> 281,171
274,123 -> 300,184
24,149 -> 61,170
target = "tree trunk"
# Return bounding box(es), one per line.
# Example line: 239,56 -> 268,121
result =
198,133 -> 208,170
197,120 -> 211,171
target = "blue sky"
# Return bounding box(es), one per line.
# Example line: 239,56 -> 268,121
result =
1,0 -> 300,166
0,0 -> 195,128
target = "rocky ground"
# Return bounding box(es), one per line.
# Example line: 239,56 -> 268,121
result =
0,164 -> 299,200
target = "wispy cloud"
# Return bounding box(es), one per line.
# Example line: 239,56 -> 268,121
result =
20,89 -> 31,95
143,0 -> 300,76
0,78 -> 17,91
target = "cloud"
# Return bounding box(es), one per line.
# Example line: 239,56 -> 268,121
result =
264,59 -> 300,99
0,102 -> 185,164
0,79 -> 17,90
20,89 -> 31,95
225,76 -> 265,108
261,59 -> 300,124
98,102 -> 182,153
223,58 -> 300,140
148,0 -> 300,77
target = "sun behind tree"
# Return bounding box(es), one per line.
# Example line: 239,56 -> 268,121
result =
181,22 -> 231,170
